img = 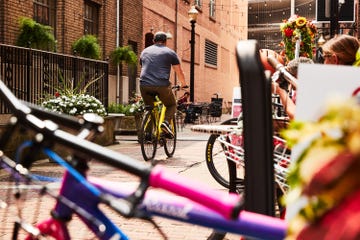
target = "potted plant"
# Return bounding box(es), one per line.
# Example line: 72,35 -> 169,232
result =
108,93 -> 144,139
109,45 -> 138,82
41,73 -> 106,117
41,74 -> 118,146
71,35 -> 101,60
16,17 -> 56,51
110,46 -> 138,66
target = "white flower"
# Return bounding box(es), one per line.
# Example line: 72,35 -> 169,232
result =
42,93 -> 107,116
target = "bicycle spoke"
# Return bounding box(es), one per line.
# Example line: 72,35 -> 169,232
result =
164,116 -> 177,158
140,112 -> 157,161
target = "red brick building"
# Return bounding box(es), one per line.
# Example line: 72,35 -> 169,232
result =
142,0 -> 247,105
0,0 -> 142,104
0,0 -> 247,106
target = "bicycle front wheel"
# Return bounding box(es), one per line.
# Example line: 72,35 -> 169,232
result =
206,134 -> 245,191
140,111 -> 157,161
164,116 -> 177,157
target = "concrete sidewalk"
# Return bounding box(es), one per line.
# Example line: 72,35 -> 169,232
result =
116,113 -> 233,142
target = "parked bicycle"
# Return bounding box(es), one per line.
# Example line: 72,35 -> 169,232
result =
201,101 -> 290,192
139,85 -> 186,163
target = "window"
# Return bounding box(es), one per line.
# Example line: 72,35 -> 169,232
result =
205,39 -> 217,66
84,1 -> 99,35
195,0 -> 202,8
209,0 -> 215,18
33,0 -> 56,32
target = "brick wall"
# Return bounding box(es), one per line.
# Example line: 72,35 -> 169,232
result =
0,0 -> 143,104
2,0 -> 33,45
0,0 -> 247,105
0,0 -> 142,63
121,0 -> 143,74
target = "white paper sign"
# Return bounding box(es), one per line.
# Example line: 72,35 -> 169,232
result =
286,63 -> 360,221
295,63 -> 360,121
231,87 -> 242,118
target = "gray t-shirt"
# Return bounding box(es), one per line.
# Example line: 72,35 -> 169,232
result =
140,44 -> 180,86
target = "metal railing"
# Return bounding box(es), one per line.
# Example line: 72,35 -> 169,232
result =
0,44 -> 108,114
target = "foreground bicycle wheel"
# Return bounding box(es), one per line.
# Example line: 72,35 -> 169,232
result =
164,116 -> 177,157
140,111 -> 158,161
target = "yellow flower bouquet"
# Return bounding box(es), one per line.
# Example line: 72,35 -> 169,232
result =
280,15 -> 317,61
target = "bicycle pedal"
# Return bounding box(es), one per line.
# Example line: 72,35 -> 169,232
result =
160,132 -> 174,139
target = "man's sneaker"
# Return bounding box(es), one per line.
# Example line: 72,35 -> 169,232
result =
161,120 -> 174,139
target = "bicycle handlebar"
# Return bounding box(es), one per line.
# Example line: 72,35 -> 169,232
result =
267,56 -> 298,90
150,165 -> 243,219
0,79 -> 243,220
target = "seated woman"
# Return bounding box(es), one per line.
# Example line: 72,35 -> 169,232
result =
177,91 -> 190,112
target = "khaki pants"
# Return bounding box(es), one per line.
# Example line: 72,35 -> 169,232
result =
140,85 -> 176,122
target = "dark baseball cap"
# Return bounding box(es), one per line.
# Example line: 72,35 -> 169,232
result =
154,31 -> 167,42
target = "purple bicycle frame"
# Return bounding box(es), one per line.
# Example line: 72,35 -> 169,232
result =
29,149 -> 286,240
90,177 -> 287,240
37,169 -> 286,240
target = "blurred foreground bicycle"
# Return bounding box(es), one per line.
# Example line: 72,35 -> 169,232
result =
0,78 -> 287,240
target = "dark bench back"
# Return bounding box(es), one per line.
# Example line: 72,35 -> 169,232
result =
236,40 -> 275,216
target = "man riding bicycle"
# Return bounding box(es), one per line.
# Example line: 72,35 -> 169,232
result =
139,31 -> 188,138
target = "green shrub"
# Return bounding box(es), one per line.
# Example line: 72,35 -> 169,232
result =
108,98 -> 144,116
71,35 -> 101,59
110,46 -> 138,66
16,17 -> 56,51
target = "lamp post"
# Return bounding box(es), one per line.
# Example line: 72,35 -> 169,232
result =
188,6 -> 198,102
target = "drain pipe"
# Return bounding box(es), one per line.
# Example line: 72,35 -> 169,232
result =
174,0 -> 179,95
116,0 -> 120,103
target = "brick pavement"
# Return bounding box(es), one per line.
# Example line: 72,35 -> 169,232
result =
0,114 -> 244,240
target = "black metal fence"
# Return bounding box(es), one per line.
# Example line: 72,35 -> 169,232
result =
0,44 -> 108,114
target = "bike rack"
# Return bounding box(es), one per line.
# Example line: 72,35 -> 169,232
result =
235,40 -> 275,216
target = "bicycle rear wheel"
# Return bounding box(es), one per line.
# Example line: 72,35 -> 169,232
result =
164,116 -> 177,157
140,111 -> 158,161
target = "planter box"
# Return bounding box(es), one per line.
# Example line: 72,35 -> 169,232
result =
109,114 -> 143,140
93,115 -> 117,146
0,114 -> 116,160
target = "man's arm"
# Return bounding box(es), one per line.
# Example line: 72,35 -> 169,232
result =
172,64 -> 187,87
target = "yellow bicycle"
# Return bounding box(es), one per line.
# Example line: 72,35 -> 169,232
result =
139,86 -> 183,162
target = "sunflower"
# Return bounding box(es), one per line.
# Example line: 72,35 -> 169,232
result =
296,17 -> 307,27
